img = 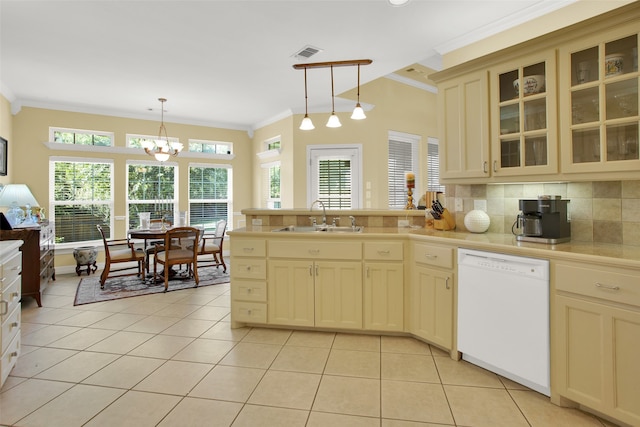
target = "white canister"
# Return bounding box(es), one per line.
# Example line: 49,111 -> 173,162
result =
605,53 -> 624,76
139,212 -> 151,229
464,210 -> 491,233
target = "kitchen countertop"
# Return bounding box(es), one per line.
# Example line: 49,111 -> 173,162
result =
229,225 -> 640,269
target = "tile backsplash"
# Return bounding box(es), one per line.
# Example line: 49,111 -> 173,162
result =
447,180 -> 640,246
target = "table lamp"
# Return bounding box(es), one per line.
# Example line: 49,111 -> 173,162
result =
0,184 -> 40,227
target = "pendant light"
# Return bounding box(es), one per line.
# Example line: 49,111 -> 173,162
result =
351,64 -> 366,120
326,65 -> 342,128
299,68 -> 315,130
141,98 -> 184,162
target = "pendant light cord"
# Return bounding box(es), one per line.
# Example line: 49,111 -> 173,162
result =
330,65 -> 335,113
304,68 -> 309,114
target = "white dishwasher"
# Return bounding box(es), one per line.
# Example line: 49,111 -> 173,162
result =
457,248 -> 550,396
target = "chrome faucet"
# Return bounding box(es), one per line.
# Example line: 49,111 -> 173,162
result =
310,199 -> 327,226
349,215 -> 356,229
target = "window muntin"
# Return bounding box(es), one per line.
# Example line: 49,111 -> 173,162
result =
189,164 -> 232,230
188,139 -> 233,155
50,158 -> 113,245
50,128 -> 113,146
388,132 -> 420,209
127,163 -> 177,229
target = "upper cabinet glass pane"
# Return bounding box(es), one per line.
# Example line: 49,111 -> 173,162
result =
499,69 -> 519,102
605,35 -> 638,77
522,62 -> 546,97
571,47 -> 599,86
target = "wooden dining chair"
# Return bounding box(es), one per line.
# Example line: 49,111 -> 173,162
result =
153,226 -> 200,291
96,224 -> 146,289
197,219 -> 227,272
144,218 -> 172,272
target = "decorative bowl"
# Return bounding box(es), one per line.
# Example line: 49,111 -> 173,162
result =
513,75 -> 545,96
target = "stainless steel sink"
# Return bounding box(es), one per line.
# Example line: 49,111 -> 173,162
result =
272,225 -> 363,233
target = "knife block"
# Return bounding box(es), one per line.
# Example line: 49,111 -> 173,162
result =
434,208 -> 456,230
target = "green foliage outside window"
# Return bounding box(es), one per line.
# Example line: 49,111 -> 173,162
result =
54,131 -> 111,146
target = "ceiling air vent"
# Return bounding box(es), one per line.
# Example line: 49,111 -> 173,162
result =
292,45 -> 322,60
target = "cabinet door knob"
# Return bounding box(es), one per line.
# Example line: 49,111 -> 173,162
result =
445,277 -> 450,290
483,161 -> 488,173
493,160 -> 497,173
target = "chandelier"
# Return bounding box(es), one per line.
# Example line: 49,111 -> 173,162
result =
293,59 -> 372,130
141,98 -> 183,162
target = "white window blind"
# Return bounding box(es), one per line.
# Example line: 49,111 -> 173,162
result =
388,132 -> 419,209
49,157 -> 114,245
318,159 -> 352,209
189,164 -> 232,230
427,137 -> 445,192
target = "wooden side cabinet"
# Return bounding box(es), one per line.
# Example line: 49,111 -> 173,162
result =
0,221 -> 55,307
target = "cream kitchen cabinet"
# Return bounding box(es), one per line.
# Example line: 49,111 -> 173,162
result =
553,260 -> 640,426
1,241 -> 22,388
437,70 -> 490,180
268,239 -> 363,330
489,50 -> 558,177
363,241 -> 404,332
229,237 -> 267,327
410,242 -> 456,356
559,22 -> 639,175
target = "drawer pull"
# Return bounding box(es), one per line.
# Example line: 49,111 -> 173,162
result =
425,254 -> 438,259
10,321 -> 19,328
242,247 -> 255,252
445,277 -> 450,290
0,300 -> 7,315
245,265 -> 252,271
595,282 -> 620,291
10,351 -> 19,358
247,309 -> 252,316
247,288 -> 252,294
483,161 -> 488,173
309,249 -> 320,255
377,250 -> 390,255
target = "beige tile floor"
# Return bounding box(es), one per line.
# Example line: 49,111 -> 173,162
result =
1,272 -> 620,427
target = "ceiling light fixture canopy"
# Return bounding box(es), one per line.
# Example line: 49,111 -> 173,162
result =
293,59 -> 372,130
141,98 -> 183,162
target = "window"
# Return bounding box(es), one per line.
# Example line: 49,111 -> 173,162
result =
308,145 -> 361,209
49,158 -> 113,245
189,164 -> 232,230
264,137 -> 281,151
388,132 -> 420,209
50,128 -> 113,146
188,139 -> 233,155
127,162 -> 177,229
127,134 -> 180,149
427,137 -> 445,192
261,161 -> 281,208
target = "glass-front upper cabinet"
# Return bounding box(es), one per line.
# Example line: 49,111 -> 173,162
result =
560,25 -> 639,173
490,50 -> 558,177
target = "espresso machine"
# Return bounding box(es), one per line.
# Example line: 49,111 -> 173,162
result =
514,196 -> 571,244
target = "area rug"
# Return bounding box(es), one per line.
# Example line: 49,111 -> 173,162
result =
74,267 -> 230,306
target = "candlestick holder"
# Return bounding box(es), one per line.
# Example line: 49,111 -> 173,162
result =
405,187 -> 415,210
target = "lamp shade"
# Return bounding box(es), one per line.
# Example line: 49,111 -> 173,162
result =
351,104 -> 366,120
300,115 -> 315,130
326,113 -> 342,128
0,184 -> 40,207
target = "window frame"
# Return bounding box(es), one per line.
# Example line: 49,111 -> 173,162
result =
188,139 -> 233,155
49,156 -> 115,248
427,137 -> 445,193
126,133 -> 180,149
49,127 -> 114,147
125,160 -> 179,229
261,160 -> 281,209
388,131 -> 421,210
307,144 -> 362,209
188,162 -> 233,231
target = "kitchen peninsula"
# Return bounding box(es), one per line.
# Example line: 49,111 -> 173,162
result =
229,208 -> 640,426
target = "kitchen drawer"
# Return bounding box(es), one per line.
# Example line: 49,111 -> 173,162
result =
231,239 -> 266,257
232,259 -> 267,280
555,262 -> 640,308
231,280 -> 267,302
364,241 -> 403,261
413,243 -> 454,269
1,332 -> 20,387
1,252 -> 21,291
232,301 -> 267,324
1,276 -> 21,323
1,304 -> 20,355
269,240 -> 362,260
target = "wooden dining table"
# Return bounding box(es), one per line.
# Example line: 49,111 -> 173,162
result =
128,226 -> 204,282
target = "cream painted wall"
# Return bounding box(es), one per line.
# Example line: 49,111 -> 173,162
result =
0,94 -> 12,185
11,106 -> 252,236
260,77 -> 437,209
442,0 -> 635,68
